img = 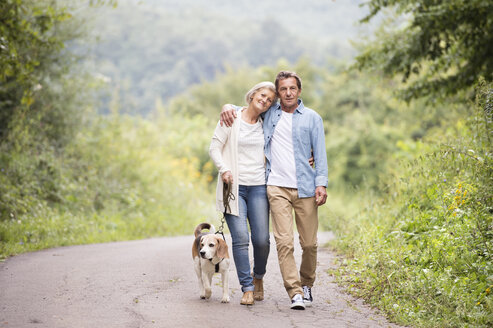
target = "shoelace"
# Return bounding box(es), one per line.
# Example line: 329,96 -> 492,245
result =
303,286 -> 312,300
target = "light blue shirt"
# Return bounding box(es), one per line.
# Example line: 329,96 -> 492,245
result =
233,99 -> 328,198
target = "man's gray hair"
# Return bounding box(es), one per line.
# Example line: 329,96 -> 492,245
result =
275,71 -> 302,92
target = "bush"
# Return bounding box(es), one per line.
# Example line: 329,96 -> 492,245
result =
0,109 -> 219,259
331,80 -> 493,327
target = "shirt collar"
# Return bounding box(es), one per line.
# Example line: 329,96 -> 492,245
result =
275,99 -> 305,114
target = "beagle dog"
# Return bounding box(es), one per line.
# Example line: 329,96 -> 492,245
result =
192,223 -> 230,303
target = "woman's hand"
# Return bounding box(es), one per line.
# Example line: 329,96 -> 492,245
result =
221,171 -> 233,184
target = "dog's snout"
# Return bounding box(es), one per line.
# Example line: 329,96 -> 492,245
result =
200,251 -> 206,256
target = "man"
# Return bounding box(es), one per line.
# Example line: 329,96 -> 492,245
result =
220,71 -> 328,310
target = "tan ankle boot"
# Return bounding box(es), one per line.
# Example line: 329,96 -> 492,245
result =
253,277 -> 264,301
240,291 -> 254,305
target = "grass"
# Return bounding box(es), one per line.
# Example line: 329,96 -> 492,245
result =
0,203 -> 217,260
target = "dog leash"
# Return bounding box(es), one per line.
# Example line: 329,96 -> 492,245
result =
216,181 -> 235,241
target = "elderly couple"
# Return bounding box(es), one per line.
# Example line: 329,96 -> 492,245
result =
209,71 -> 328,310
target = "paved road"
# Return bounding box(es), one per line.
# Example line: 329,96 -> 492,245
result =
0,232 -> 403,328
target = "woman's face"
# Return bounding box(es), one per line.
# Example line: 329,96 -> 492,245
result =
252,88 -> 275,112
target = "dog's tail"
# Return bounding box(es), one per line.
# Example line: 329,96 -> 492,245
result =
194,223 -> 216,237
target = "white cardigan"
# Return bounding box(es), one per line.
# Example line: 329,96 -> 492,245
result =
209,109 -> 246,216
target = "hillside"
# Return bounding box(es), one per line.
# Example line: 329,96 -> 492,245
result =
82,0 -> 372,115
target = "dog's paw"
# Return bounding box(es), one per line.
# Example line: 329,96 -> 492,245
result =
200,295 -> 206,299
205,289 -> 212,299
221,296 -> 230,303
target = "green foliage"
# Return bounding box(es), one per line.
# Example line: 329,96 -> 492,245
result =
0,0 -> 218,258
331,80 -> 493,327
0,0 -> 89,219
86,0 -> 364,115
316,67 -> 459,192
317,69 -> 402,190
167,58 -> 320,120
0,0 -> 115,142
0,111 -> 217,258
356,0 -> 493,101
0,0 -> 75,140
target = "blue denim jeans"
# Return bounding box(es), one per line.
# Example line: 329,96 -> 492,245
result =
225,185 -> 270,292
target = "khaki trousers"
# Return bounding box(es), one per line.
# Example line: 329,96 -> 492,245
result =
267,186 -> 318,299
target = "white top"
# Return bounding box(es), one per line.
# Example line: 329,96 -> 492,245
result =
267,110 -> 297,188
238,120 -> 266,185
209,110 -> 265,216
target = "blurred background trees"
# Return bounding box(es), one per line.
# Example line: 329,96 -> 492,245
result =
84,0 -> 368,115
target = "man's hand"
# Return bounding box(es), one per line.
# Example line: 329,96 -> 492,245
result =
315,186 -> 327,206
220,104 -> 237,127
221,171 -> 233,184
308,155 -> 314,167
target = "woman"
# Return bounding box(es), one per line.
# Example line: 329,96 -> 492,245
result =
209,81 -> 277,305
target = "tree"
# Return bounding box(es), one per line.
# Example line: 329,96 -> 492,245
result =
355,0 -> 493,101
0,0 -> 115,219
0,0 -> 69,140
0,0 -> 116,142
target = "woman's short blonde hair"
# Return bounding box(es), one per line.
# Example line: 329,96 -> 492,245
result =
244,81 -> 277,105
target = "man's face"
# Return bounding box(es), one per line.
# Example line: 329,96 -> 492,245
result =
277,77 -> 301,112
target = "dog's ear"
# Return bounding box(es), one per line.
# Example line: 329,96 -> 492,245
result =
216,237 -> 229,259
195,236 -> 203,251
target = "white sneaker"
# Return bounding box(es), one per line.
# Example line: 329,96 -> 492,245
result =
302,285 -> 313,306
290,294 -> 305,310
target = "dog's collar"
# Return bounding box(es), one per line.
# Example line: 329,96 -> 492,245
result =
209,257 -> 223,265
209,258 -> 224,273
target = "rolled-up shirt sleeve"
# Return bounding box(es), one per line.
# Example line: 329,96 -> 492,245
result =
313,116 -> 329,188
